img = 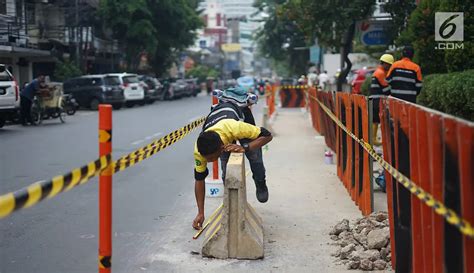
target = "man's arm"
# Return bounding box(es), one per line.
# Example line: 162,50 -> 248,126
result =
193,147 -> 208,230
225,126 -> 273,153
415,66 -> 423,95
193,179 -> 205,230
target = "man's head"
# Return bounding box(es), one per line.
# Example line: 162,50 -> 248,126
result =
221,86 -> 250,107
37,75 -> 45,83
379,54 -> 394,71
197,131 -> 223,162
402,46 -> 414,59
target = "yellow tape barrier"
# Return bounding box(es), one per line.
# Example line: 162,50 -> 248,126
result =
0,117 -> 206,219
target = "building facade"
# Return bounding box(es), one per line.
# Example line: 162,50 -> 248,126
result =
0,0 -> 120,84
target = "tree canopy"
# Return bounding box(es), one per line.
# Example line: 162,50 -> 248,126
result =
256,0 -> 375,81
396,0 -> 473,75
99,0 -> 203,76
254,0 -> 308,76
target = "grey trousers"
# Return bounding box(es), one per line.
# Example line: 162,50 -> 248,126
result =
220,145 -> 266,187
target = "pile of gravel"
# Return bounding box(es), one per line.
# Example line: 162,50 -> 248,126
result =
329,212 -> 392,271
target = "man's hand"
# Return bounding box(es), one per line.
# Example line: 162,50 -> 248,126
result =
224,144 -> 245,153
193,213 -> 205,230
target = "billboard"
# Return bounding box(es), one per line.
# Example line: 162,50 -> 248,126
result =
221,43 -> 242,52
356,20 -> 390,46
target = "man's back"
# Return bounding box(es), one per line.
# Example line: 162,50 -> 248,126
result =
386,57 -> 422,103
21,79 -> 39,100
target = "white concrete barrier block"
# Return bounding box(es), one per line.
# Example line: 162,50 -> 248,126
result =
202,153 -> 264,259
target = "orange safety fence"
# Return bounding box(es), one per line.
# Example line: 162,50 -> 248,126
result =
307,88 -> 372,215
335,92 -> 372,216
307,88 -> 321,132
380,97 -> 474,273
308,88 -> 337,154
279,85 -> 307,108
266,84 -> 276,117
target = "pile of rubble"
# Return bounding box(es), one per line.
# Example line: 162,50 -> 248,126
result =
329,212 -> 392,271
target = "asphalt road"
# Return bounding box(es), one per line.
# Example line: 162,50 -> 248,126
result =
0,93 -> 216,273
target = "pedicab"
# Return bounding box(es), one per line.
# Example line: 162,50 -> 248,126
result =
31,82 -> 66,124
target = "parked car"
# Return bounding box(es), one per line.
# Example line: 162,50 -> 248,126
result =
106,73 -> 145,107
138,75 -> 164,102
236,76 -> 255,93
185,78 -> 200,97
0,65 -> 20,127
158,78 -> 184,100
63,75 -> 125,110
351,67 -> 375,95
174,79 -> 191,97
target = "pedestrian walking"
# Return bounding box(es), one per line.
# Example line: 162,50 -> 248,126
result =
386,46 -> 422,103
192,86 -> 273,230
318,70 -> 329,90
20,75 -> 47,126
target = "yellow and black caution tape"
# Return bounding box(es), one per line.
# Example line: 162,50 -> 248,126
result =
309,93 -> 474,238
112,117 -> 206,173
0,155 -> 111,219
281,85 -> 308,89
0,117 -> 206,220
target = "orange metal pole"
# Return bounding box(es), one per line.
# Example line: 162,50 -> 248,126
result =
99,104 -> 112,273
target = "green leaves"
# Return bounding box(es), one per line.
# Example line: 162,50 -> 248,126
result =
53,60 -> 82,82
417,70 -> 474,121
187,65 -> 219,83
99,0 -> 203,75
396,0 -> 473,75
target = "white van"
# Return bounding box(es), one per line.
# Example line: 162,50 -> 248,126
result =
106,73 -> 145,107
0,65 -> 20,128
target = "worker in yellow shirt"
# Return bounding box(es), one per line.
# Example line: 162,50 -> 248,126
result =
192,88 -> 273,230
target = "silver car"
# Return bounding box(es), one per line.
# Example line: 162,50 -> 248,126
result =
0,65 -> 20,128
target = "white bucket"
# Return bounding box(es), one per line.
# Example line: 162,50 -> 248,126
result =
205,179 -> 224,198
324,151 -> 334,165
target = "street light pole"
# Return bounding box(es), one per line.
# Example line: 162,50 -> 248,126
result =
75,0 -> 80,66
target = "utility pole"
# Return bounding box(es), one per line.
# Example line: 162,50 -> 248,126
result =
75,0 -> 80,66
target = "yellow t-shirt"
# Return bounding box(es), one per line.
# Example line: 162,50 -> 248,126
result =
194,119 -> 261,174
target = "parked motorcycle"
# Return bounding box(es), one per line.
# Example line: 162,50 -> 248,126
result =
62,94 -> 79,115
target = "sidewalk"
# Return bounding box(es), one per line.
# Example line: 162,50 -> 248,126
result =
137,108 -> 390,273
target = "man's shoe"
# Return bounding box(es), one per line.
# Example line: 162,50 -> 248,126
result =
256,185 -> 269,203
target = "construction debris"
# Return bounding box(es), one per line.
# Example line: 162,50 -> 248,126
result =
329,212 -> 392,271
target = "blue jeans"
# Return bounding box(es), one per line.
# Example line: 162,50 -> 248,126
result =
220,144 -> 266,188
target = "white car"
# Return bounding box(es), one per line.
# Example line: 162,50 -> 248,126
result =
0,65 -> 20,128
106,73 -> 145,107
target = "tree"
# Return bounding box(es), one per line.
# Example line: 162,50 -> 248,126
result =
99,0 -> 158,70
285,0 -> 375,90
396,0 -> 473,75
147,0 -> 203,76
254,0 -> 308,76
187,65 -> 219,83
384,0 -> 418,45
53,60 -> 82,82
99,0 -> 203,76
